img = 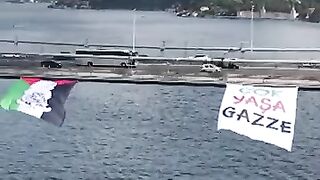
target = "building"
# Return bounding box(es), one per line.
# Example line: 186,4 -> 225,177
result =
237,5 -> 298,20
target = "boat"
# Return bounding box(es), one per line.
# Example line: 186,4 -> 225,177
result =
176,10 -> 191,17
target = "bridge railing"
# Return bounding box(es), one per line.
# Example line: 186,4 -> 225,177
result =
2,39 -> 320,53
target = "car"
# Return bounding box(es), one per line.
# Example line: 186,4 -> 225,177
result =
298,63 -> 320,69
138,54 -> 149,57
224,57 -> 239,61
200,63 -> 222,73
41,60 -> 62,68
213,58 -> 240,69
190,54 -> 211,61
121,59 -> 138,68
226,62 -> 240,69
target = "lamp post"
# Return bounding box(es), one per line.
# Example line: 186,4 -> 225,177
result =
13,25 -> 18,46
132,9 -> 136,52
84,38 -> 89,48
250,1 -> 254,52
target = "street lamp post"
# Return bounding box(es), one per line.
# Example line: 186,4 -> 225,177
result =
250,1 -> 254,52
132,9 -> 136,52
13,25 -> 18,46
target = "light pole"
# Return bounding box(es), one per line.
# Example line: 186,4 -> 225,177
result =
250,1 -> 254,52
132,9 -> 136,52
84,38 -> 89,48
13,25 -> 18,46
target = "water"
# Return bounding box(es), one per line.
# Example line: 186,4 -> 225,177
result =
0,80 -> 318,179
1,3 -> 320,59
0,3 -> 320,179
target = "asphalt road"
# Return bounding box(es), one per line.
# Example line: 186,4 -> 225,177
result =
1,56 -> 320,88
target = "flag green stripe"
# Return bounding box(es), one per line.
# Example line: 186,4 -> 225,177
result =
0,80 -> 30,110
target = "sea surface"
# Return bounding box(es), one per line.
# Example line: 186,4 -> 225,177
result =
0,3 -> 320,59
0,3 -> 320,179
0,80 -> 319,179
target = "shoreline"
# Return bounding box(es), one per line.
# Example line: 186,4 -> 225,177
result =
0,66 -> 320,91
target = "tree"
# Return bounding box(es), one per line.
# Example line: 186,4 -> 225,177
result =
87,0 -> 320,15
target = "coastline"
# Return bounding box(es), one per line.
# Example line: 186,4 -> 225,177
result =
0,65 -> 320,91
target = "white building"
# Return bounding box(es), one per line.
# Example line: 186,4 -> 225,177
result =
237,5 -> 298,20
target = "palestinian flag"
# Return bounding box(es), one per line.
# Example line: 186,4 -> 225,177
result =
0,77 -> 77,126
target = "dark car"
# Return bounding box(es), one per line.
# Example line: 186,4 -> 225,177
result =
214,60 -> 239,69
227,62 -> 240,69
41,60 -> 62,68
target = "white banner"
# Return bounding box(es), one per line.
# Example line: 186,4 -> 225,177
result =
218,84 -> 298,151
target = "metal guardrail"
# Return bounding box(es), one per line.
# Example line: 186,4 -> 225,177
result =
32,53 -> 320,64
2,39 -> 320,52
240,47 -> 320,52
4,52 -> 320,64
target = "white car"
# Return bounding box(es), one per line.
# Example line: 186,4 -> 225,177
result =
200,64 -> 222,73
190,54 -> 211,61
224,57 -> 239,61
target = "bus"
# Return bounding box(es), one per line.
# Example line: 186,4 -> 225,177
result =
75,49 -> 138,67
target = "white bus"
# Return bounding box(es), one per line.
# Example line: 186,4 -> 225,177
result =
75,49 -> 138,67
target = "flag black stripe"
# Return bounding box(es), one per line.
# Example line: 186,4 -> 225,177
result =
41,82 -> 76,126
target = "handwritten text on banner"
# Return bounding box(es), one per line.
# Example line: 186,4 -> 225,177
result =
218,84 -> 298,151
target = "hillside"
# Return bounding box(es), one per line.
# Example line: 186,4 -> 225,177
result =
88,0 -> 320,12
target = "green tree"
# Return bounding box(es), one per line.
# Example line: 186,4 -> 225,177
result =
88,0 -> 320,14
